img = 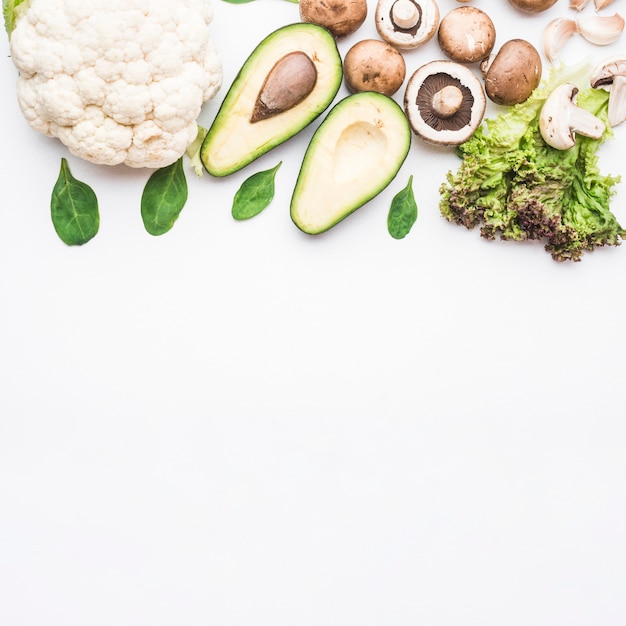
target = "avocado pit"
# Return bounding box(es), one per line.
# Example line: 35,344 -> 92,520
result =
251,51 -> 318,123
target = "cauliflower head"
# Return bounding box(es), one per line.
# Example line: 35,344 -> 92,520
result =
9,0 -> 222,168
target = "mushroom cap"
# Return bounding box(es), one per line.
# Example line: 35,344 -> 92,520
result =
508,0 -> 558,12
299,0 -> 368,38
343,39 -> 406,97
590,55 -> 626,127
482,39 -> 542,106
437,6 -> 496,64
375,0 -> 440,50
590,54 -> 626,89
404,59 -> 486,145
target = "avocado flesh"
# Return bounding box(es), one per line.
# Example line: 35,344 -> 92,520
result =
290,92 -> 412,234
201,23 -> 342,177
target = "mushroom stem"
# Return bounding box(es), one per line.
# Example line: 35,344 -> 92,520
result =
590,56 -> 626,126
431,85 -> 464,118
607,74 -> 626,126
391,0 -> 420,29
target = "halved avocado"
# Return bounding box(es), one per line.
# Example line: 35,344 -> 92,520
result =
290,92 -> 412,234
201,23 -> 343,177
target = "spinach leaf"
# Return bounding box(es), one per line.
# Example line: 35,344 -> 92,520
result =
387,175 -> 417,239
50,158 -> 100,246
141,157 -> 188,236
232,161 -> 282,220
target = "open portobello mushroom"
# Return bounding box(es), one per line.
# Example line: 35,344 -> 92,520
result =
375,0 -> 440,50
404,60 -> 486,145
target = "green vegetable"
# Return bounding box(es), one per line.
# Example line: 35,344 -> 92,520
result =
186,125 -> 209,177
232,162 -> 282,220
388,175 -> 417,239
201,22 -> 342,177
141,158 -> 188,236
440,62 -> 624,262
291,92 -> 411,234
50,158 -> 99,246
2,0 -> 29,38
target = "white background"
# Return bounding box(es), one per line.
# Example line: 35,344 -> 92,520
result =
2,0 -> 626,624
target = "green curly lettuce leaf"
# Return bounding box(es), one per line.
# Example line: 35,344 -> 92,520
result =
3,0 -> 29,39
440,62 -> 624,262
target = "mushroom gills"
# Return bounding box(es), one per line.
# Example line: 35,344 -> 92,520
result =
375,0 -> 440,50
404,60 -> 486,145
291,92 -> 411,234
418,74 -> 473,130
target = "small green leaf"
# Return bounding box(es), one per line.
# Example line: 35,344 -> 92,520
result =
141,158 -> 188,236
387,175 -> 417,239
50,158 -> 99,246
232,162 -> 282,221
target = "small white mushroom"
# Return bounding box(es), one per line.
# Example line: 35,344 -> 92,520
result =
590,55 -> 626,126
375,0 -> 440,50
539,82 -> 606,150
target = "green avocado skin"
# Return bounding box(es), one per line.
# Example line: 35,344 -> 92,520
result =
290,92 -> 412,235
200,23 -> 342,177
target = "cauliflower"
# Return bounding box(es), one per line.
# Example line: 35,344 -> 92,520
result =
7,0 -> 222,168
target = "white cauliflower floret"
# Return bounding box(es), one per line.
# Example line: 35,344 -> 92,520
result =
9,0 -> 222,168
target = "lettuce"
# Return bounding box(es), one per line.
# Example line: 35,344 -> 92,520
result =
439,62 -> 624,262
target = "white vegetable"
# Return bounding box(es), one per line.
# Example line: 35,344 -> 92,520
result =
9,0 -> 222,168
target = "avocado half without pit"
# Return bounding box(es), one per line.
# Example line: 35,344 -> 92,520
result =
200,23 -> 343,177
290,92 -> 411,234
403,60 -> 486,146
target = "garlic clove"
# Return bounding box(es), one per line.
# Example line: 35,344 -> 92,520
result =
570,0 -> 592,11
577,13 -> 624,45
543,17 -> 579,63
595,0 -> 617,10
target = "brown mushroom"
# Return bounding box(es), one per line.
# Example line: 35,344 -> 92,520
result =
404,59 -> 486,145
508,0 -> 558,13
437,6 -> 496,64
374,0 -> 440,50
299,0 -> 368,38
343,39 -> 406,97
481,39 -> 542,105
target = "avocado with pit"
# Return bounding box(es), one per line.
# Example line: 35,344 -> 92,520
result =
290,92 -> 412,234
201,23 -> 343,177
